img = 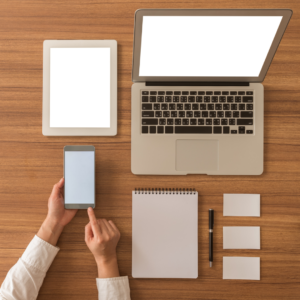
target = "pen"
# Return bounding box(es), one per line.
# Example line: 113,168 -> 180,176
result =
209,209 -> 214,267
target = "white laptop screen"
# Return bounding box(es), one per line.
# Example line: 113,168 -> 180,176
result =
139,16 -> 282,77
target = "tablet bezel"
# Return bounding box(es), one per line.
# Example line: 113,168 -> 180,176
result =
43,40 -> 117,136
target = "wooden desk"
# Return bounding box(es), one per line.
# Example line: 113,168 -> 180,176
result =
0,1 -> 299,299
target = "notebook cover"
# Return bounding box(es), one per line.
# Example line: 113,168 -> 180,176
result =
132,190 -> 198,278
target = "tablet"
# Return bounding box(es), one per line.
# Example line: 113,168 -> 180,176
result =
43,40 -> 117,136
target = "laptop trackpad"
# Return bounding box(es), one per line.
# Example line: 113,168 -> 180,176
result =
176,139 -> 219,172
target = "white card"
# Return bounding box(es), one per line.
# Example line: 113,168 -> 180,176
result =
223,257 -> 260,280
223,194 -> 260,217
223,226 -> 260,249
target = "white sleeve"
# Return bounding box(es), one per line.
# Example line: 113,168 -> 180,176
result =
0,235 -> 59,300
96,276 -> 131,300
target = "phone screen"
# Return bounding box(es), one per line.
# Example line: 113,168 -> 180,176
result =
64,151 -> 95,206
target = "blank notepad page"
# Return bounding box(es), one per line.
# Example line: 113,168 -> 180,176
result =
132,191 -> 198,278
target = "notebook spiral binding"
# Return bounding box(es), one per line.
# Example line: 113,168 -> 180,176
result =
134,188 -> 196,195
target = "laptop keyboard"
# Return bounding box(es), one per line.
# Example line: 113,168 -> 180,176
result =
141,90 -> 254,134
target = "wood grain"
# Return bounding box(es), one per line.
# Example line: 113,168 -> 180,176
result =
0,1 -> 300,299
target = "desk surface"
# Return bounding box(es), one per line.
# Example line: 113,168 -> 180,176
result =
0,1 -> 300,299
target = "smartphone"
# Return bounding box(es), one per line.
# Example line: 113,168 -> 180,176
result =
64,145 -> 95,209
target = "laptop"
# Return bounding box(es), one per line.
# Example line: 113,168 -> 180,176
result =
131,9 -> 292,175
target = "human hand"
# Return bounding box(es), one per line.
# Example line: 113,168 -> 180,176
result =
46,178 -> 78,227
37,178 -> 78,246
85,207 -> 121,278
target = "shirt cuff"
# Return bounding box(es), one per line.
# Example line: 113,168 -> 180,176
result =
96,276 -> 131,300
21,235 -> 60,273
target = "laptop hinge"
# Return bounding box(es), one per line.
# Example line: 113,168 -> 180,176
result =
145,82 -> 250,87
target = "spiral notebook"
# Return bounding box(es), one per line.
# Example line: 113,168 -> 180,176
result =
132,189 -> 198,278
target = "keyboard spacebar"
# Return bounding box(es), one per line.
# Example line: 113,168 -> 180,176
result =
175,126 -> 212,134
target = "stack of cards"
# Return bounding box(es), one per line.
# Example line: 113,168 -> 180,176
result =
223,194 -> 261,281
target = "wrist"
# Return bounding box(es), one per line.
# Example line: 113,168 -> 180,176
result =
96,255 -> 120,278
37,217 -> 64,246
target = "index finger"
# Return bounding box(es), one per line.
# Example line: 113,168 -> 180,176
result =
87,207 -> 101,235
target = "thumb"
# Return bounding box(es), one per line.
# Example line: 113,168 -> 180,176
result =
57,178 -> 64,188
85,222 -> 93,242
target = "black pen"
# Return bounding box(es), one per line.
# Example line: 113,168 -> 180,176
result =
209,209 -> 214,267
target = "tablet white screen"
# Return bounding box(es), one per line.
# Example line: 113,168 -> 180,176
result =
50,48 -> 110,128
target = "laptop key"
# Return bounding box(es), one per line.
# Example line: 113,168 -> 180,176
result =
233,111 -> 239,118
231,104 -> 237,110
166,91 -> 173,95
246,130 -> 254,134
171,111 -> 177,118
214,91 -> 221,95
182,119 -> 189,125
190,91 -> 197,95
175,126 -> 212,134
150,91 -> 157,95
213,119 -> 220,125
157,96 -> 164,102
186,111 -> 193,118
163,111 -> 170,117
246,91 -> 253,95
192,104 -> 199,110
229,119 -> 235,125
175,119 -> 181,125
218,111 -> 224,118
243,96 -> 253,103
223,126 -> 230,134
169,104 -> 175,110
150,126 -> 156,134
142,119 -> 158,125
167,119 -> 174,125
239,104 -> 245,110
142,91 -> 149,95
158,91 -> 165,95
238,91 -> 245,95
184,104 -> 191,110
181,96 -> 187,102
155,111 -> 162,117
157,126 -> 164,133
142,126 -> 148,133
161,104 -> 168,110
222,91 -> 229,95
194,111 -> 200,117
221,119 -> 228,125
150,96 -> 156,102
142,111 -> 154,117
206,119 -> 212,125
210,111 -> 216,118
246,104 -> 253,110
206,91 -> 213,95
200,104 -> 206,110
182,91 -> 189,95
202,111 -> 208,118
159,119 -> 166,125
215,104 -> 222,110
213,126 -> 222,134
230,91 -> 237,95
235,96 -> 241,103
204,96 -> 210,103
212,96 -> 218,103
190,119 -> 197,125
198,119 -> 204,125
196,96 -> 203,103
239,126 -> 245,134
219,96 -> 226,103
174,91 -> 181,95
198,91 -> 205,95
165,126 -> 174,134
173,96 -> 180,102
179,111 -> 185,117
227,96 -> 234,103
241,111 -> 253,118
208,104 -> 214,110
237,119 -> 253,125
142,104 -> 152,110
188,96 -> 195,102
225,111 -> 231,118
165,96 -> 172,102
153,104 -> 160,110
142,96 -> 149,102
223,104 -> 230,110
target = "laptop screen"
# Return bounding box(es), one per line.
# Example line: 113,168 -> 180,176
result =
139,16 -> 282,77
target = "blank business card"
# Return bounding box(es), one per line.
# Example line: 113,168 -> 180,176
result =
223,257 -> 260,280
223,226 -> 260,249
223,194 -> 260,217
